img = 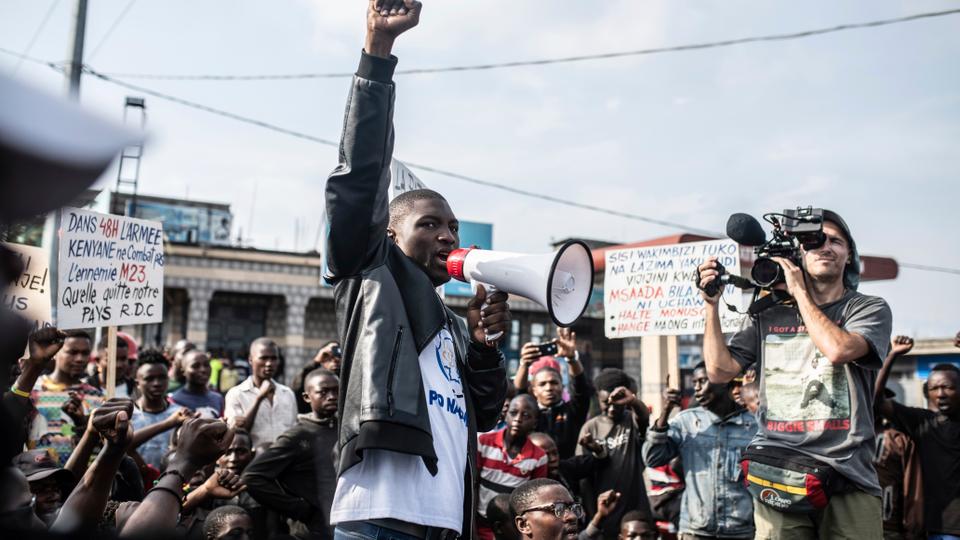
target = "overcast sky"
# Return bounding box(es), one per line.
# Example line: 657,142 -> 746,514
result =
3,0 -> 959,338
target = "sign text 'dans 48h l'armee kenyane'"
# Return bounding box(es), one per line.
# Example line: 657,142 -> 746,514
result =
57,207 -> 164,330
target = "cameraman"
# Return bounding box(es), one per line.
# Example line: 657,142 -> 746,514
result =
697,210 -> 892,539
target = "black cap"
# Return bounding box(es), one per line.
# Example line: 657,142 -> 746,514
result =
13,449 -> 73,484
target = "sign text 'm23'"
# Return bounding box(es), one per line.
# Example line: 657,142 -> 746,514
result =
57,208 -> 165,329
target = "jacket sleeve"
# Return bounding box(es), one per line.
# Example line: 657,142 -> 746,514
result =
465,342 -> 507,433
641,419 -> 682,468
242,430 -> 314,521
558,453 -> 606,484
324,51 -> 399,280
566,371 -> 592,428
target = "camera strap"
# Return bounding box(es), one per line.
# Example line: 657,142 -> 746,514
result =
748,290 -> 791,317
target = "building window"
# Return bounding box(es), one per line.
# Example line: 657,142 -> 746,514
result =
530,323 -> 546,344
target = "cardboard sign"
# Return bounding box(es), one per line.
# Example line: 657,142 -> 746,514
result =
604,240 -> 746,337
389,159 -> 426,200
2,243 -> 52,331
57,207 -> 164,329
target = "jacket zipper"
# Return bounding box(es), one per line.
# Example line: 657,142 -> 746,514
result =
386,325 -> 403,416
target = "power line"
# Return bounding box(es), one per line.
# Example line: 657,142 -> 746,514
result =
87,0 -> 137,62
4,51 -> 957,276
82,66 -> 340,146
81,65 -> 721,237
82,69 -> 960,277
0,45 -> 63,69
900,263 -> 960,276
10,0 -> 61,75
94,8 -> 960,81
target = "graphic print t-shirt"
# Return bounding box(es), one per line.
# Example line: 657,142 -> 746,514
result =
331,326 -> 468,532
728,290 -> 892,495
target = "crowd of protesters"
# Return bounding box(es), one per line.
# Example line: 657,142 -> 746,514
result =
2,2 -> 960,540
2,322 -> 958,539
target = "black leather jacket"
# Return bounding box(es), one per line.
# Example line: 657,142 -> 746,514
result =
325,51 -> 508,537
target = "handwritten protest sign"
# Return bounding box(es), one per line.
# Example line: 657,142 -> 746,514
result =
2,243 -> 52,331
57,207 -> 164,329
604,240 -> 746,338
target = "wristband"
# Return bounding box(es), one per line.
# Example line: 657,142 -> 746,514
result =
149,485 -> 185,507
10,385 -> 30,398
154,469 -> 187,487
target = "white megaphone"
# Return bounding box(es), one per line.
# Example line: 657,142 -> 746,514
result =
446,240 -> 595,340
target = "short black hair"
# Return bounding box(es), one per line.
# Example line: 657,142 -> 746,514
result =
693,361 -> 707,373
593,368 -> 637,394
63,329 -> 92,343
97,335 -> 128,351
232,428 -> 253,449
249,337 -> 278,358
620,510 -> 649,527
931,363 -> 960,375
388,189 -> 448,229
486,493 -> 514,524
527,432 -> 556,448
304,367 -> 337,388
510,478 -> 564,515
204,505 -> 249,539
137,348 -> 170,369
509,394 -> 539,417
930,363 -> 960,382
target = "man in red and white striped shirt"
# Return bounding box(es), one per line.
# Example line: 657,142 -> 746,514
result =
478,394 -> 549,540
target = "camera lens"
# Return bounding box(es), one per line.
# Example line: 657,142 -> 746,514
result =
751,257 -> 781,287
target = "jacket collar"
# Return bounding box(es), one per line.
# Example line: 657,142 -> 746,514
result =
298,412 -> 337,428
386,243 -> 448,353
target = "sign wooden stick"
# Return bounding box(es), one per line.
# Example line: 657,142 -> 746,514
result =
106,326 -> 117,399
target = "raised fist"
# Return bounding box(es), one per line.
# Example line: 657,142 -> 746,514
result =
891,335 -> 915,357
26,327 -> 65,369
367,1 -> 422,40
91,398 -> 136,449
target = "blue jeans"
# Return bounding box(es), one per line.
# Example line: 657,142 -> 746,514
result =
928,535 -> 960,540
335,521 -> 423,540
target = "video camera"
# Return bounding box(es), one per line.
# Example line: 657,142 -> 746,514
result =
725,206 -> 826,288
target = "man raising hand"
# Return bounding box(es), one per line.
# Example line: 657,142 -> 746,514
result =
326,2 -> 509,539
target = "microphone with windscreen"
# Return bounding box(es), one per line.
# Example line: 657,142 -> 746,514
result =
726,213 -> 767,247
699,213 -> 765,296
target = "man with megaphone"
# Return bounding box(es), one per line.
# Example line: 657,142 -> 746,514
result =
323,2 -> 509,540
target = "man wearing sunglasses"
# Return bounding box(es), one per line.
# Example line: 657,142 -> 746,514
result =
511,479 -> 582,540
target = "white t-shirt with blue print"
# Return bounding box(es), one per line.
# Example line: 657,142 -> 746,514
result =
331,326 -> 468,533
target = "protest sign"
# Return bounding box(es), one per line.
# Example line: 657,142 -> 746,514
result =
57,207 -> 164,329
389,159 -> 426,199
2,243 -> 52,331
604,239 -> 746,338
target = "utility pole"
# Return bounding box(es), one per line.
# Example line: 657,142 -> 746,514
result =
65,0 -> 88,99
46,0 -> 89,325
